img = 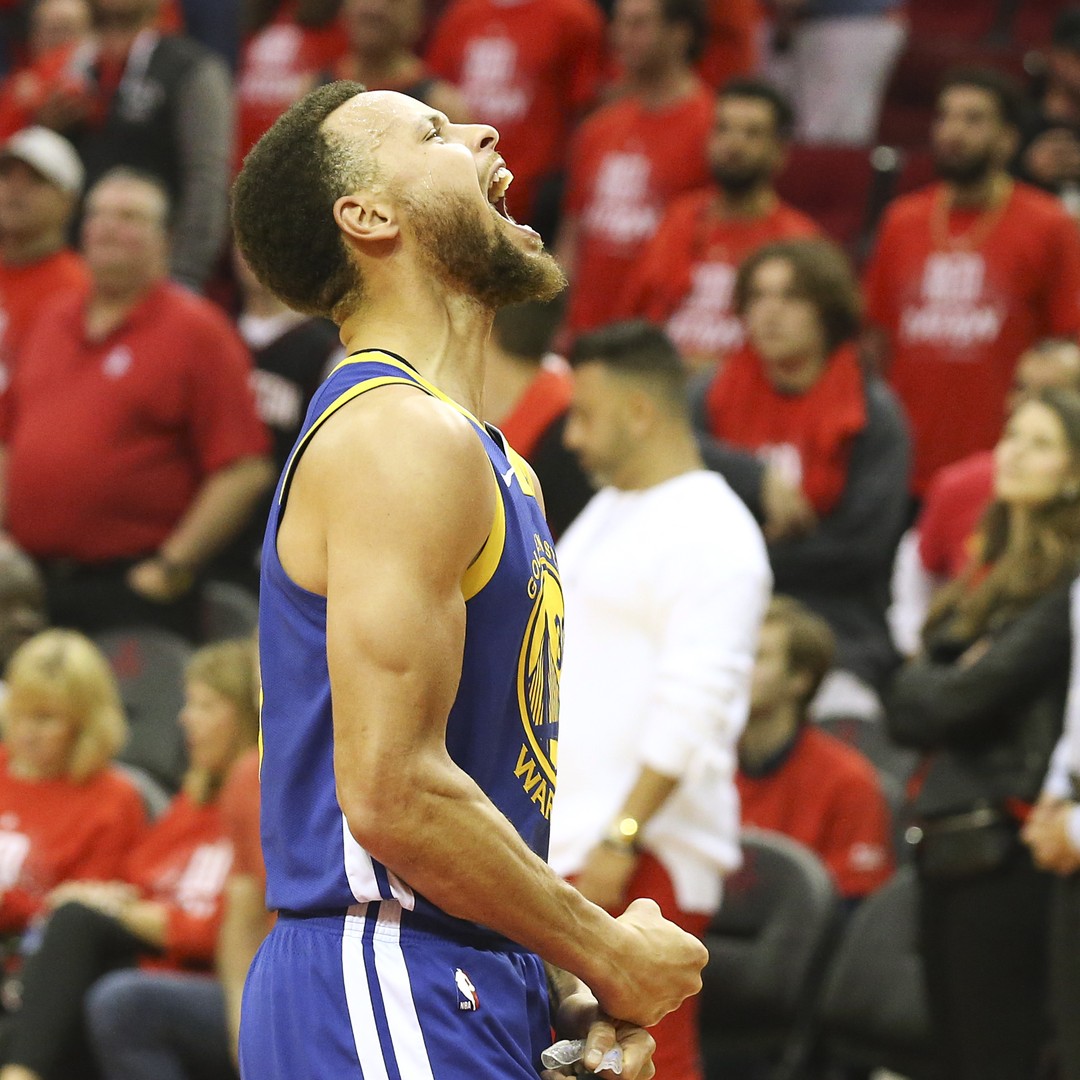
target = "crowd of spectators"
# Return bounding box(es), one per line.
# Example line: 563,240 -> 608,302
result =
0,0 -> 1072,1076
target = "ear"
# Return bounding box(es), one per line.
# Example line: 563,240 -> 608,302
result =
789,668 -> 814,703
333,191 -> 399,245
625,386 -> 658,436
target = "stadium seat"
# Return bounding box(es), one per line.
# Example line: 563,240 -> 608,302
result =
700,828 -> 840,1080
816,713 -> 920,787
816,866 -> 939,1079
201,580 -> 259,643
96,628 -> 192,793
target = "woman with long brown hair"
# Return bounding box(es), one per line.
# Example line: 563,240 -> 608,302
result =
887,387 -> 1080,1080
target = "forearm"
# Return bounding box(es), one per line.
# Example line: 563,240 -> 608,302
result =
614,767 -> 679,838
160,456 -> 273,569
116,899 -> 168,948
217,876 -> 268,1054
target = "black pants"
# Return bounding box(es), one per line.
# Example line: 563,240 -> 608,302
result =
39,558 -> 202,642
1051,872 -> 1080,1079
918,843 -> 1051,1080
3,903 -> 147,1080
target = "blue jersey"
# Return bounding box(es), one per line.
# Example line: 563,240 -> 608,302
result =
257,349 -> 562,939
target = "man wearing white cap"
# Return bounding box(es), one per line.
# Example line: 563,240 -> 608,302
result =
0,126 -> 87,374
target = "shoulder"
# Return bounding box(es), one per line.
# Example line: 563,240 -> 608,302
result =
775,202 -> 821,236
661,187 -> 711,226
878,186 -> 936,231
799,727 -> 882,789
157,284 -> 246,349
926,450 -> 994,503
576,96 -> 636,140
861,372 -> 908,431
1009,181 -> 1075,224
667,471 -> 769,569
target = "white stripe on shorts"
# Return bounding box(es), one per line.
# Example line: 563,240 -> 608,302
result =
342,903 -> 436,1080
341,815 -> 416,909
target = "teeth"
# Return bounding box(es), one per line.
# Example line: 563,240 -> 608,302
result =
488,166 -> 513,203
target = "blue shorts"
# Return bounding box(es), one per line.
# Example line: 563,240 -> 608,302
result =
239,900 -> 553,1079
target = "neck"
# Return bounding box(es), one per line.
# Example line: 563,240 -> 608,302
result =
627,63 -> 696,110
715,183 -> 776,220
615,421 -> 702,491
739,705 -> 800,769
1005,502 -> 1034,552
0,229 -> 66,267
483,345 -> 539,424
947,169 -> 1011,210
338,268 -> 494,416
85,274 -> 158,338
346,47 -> 415,86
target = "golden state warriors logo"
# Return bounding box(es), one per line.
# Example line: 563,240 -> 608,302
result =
513,533 -> 563,820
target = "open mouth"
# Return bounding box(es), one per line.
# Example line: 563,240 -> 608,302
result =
487,164 -> 515,221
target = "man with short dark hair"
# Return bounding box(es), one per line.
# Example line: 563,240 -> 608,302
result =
232,82 -> 705,1080
864,67 -> 1080,495
558,0 -> 714,337
0,167 -> 272,639
552,319 -> 770,1080
738,595 -> 894,903
618,77 -> 818,372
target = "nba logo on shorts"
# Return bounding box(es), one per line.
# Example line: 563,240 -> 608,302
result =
455,968 -> 479,1012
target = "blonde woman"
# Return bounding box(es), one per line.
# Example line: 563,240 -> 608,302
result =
0,639 -> 259,1080
0,629 -> 145,936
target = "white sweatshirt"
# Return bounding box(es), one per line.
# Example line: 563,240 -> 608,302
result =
1043,576 -> 1080,850
548,470 -> 772,913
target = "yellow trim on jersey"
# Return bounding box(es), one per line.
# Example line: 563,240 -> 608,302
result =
504,445 -> 537,499
280,350 -> 507,600
461,465 -> 506,601
277,375 -> 417,506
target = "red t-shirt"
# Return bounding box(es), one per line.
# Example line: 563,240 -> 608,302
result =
864,182 -> 1080,494
497,362 -> 573,460
425,0 -> 605,224
125,790 -> 232,969
618,188 -> 819,368
0,249 -> 88,374
698,0 -> 759,88
0,43 -> 92,140
917,449 -> 994,580
737,726 -> 894,899
705,343 -> 867,515
563,85 -> 714,336
1,281 -> 269,562
236,2 -> 348,165
0,749 -> 146,934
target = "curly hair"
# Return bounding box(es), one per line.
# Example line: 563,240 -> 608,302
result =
231,80 -> 377,323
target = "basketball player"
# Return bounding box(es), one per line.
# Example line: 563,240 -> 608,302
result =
230,82 -> 707,1079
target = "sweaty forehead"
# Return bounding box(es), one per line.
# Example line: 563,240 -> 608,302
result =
322,90 -> 427,147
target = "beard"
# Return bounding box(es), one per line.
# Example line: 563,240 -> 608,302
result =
710,160 -> 769,197
403,190 -> 565,309
934,147 -> 996,186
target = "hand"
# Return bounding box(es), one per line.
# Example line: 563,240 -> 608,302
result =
34,86 -> 92,132
47,880 -> 137,916
127,556 -> 194,603
545,996 -> 655,1079
588,898 -> 708,1029
957,638 -> 991,669
574,844 -> 638,914
1023,802 -> 1080,875
761,465 -> 816,543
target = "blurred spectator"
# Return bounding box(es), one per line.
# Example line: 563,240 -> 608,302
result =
887,389 -> 1080,1080
552,320 -> 770,1080
864,68 -> 1080,496
890,338 -> 1080,656
558,0 -> 713,336
85,671 -> 269,1080
331,0 -> 468,120
737,596 -> 894,903
0,542 -> 45,679
761,0 -> 907,145
697,0 -> 759,89
483,298 -> 592,538
1026,575 -> 1080,1080
0,630 -> 144,945
0,0 -> 94,143
209,247 -> 340,591
701,238 -> 910,700
236,0 -> 346,165
0,127 -> 88,377
618,78 -> 818,374
0,638 -> 258,1080
175,0 -> 241,69
1035,7 -> 1080,128
1017,116 -> 1080,224
26,0 -> 235,289
425,0 -> 605,240
0,169 -> 273,641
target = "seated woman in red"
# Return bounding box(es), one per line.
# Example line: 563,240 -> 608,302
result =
0,638 -> 260,1080
0,629 -> 145,942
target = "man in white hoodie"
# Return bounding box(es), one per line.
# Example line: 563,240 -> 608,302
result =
551,320 -> 772,1080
